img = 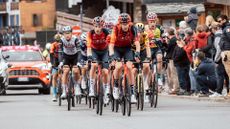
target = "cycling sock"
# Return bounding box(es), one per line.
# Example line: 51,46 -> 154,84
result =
114,79 -> 119,88
52,86 -> 57,95
143,75 -> 149,90
62,84 -> 66,93
90,79 -> 95,90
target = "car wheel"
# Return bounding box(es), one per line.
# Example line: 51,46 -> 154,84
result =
42,87 -> 50,95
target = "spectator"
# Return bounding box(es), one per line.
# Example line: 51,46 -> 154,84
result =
200,24 -> 215,58
206,15 -> 215,30
195,25 -> 209,49
209,23 -> 226,97
183,28 -> 200,94
194,51 -> 217,97
165,27 -> 179,94
184,7 -> 198,31
217,14 -> 230,30
172,34 -> 190,95
218,15 -> 230,96
179,21 -> 188,31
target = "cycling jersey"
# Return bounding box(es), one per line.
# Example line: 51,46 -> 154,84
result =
50,42 -> 60,58
80,40 -> 87,57
87,28 -> 110,50
132,31 -> 148,51
60,36 -> 80,55
146,26 -> 161,48
110,24 -> 138,47
50,41 -> 61,67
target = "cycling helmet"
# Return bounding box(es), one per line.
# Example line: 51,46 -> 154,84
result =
118,13 -> 131,24
45,43 -> 51,50
93,16 -> 104,26
135,23 -> 145,32
62,26 -> 72,33
104,22 -> 114,30
146,12 -> 158,21
54,34 -> 62,42
80,32 -> 87,41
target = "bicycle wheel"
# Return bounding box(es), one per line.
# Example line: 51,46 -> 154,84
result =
121,97 -> 126,116
139,75 -> 144,111
67,93 -> 71,111
154,74 -> 158,108
126,78 -> 131,117
150,76 -> 155,108
99,80 -> 104,115
58,81 -> 62,106
136,75 -> 140,110
72,95 -> 75,107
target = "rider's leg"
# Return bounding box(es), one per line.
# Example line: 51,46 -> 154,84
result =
73,66 -> 81,95
81,66 -> 87,89
89,63 -> 97,96
52,68 -> 58,101
61,65 -> 70,98
156,53 -> 163,86
143,63 -> 150,90
102,68 -> 110,103
113,62 -> 122,99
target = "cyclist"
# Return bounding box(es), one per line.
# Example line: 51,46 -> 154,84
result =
43,43 -> 51,61
50,33 -> 62,101
145,12 -> 164,86
87,16 -> 110,104
109,13 -> 140,103
79,32 -> 88,90
59,26 -> 81,98
132,23 -> 151,102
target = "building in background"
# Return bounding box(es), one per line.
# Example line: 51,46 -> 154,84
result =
0,0 -> 20,27
19,0 -> 56,39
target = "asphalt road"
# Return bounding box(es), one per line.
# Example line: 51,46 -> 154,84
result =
0,90 -> 230,129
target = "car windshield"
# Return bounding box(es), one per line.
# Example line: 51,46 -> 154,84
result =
2,51 -> 43,62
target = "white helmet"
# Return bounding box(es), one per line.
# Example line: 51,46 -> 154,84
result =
45,43 -> 51,50
62,26 -> 72,33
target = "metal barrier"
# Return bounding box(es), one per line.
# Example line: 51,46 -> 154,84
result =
56,11 -> 93,33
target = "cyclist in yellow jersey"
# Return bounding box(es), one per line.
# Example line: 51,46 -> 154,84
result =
145,12 -> 164,86
132,23 -> 151,102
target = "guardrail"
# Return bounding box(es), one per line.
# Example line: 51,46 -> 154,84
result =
56,11 -> 93,32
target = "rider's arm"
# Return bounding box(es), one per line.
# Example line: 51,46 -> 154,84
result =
109,27 -> 116,56
145,33 -> 151,58
86,32 -> 92,56
133,26 -> 140,53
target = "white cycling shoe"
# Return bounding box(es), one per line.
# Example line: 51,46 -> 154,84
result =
113,87 -> 119,100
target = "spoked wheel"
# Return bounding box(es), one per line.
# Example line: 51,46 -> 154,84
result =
139,75 -> 144,111
67,93 -> 71,111
150,73 -> 158,108
58,88 -> 62,106
121,97 -> 126,116
126,85 -> 132,116
137,74 -> 144,111
72,95 -> 75,107
96,78 -> 104,115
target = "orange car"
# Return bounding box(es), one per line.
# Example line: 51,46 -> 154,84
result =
1,45 -> 51,94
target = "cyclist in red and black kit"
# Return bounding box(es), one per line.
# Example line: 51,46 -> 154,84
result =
109,13 -> 140,103
87,16 -> 111,103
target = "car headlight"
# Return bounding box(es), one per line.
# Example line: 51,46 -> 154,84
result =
32,63 -> 49,70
